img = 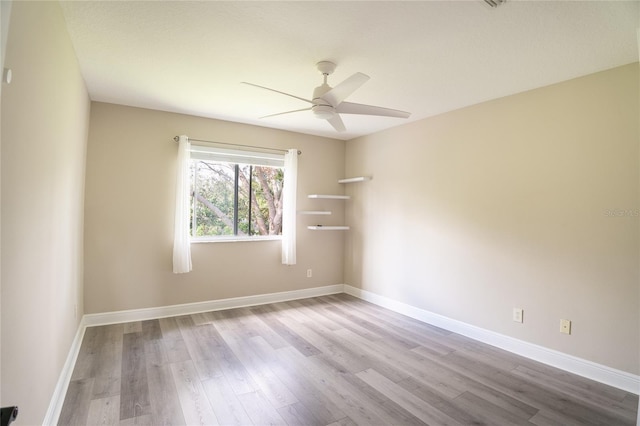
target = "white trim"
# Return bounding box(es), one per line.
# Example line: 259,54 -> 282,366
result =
42,316 -> 88,426
344,285 -> 640,395
190,235 -> 282,244
84,284 -> 345,327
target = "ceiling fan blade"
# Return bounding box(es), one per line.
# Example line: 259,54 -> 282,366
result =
322,72 -> 370,107
260,107 -> 312,119
242,82 -> 313,104
336,101 -> 411,118
327,114 -> 346,132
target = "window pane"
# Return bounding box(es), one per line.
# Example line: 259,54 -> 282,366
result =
251,165 -> 284,236
191,161 -> 235,236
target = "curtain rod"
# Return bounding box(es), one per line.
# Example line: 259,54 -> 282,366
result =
173,136 -> 301,155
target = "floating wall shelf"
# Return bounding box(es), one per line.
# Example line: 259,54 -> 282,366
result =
307,194 -> 350,200
297,210 -> 332,215
307,226 -> 350,231
338,176 -> 372,184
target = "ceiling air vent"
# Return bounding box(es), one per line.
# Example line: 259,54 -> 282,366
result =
484,0 -> 506,8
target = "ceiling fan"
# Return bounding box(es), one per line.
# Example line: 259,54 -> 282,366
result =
242,61 -> 411,132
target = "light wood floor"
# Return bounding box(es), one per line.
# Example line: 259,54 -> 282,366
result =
59,293 -> 638,425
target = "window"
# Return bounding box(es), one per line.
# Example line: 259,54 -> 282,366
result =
190,145 -> 285,240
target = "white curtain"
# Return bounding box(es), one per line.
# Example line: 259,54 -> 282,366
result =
281,149 -> 298,265
173,135 -> 192,273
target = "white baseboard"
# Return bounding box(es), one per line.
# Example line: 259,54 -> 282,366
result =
343,284 -> 640,395
83,284 -> 345,327
43,315 -> 88,426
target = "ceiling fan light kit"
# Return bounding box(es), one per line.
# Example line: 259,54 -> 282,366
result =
242,60 -> 411,132
312,105 -> 335,120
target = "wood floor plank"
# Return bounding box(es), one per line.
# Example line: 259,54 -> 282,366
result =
310,301 -> 385,342
191,312 -> 214,326
310,353 -> 426,426
287,299 -> 344,331
238,306 -> 290,348
327,294 -> 453,339
72,324 -> 125,384
145,341 -> 186,426
622,393 -> 640,411
59,378 -> 94,425
201,375 -> 253,426
452,391 -> 533,426
142,319 -> 163,341
220,328 -> 299,409
277,401 -> 325,426
356,368 -> 462,426
158,317 -> 192,364
71,326 -> 100,380
251,304 -> 322,356
326,416 -> 358,426
158,316 -> 183,339
207,321 -> 260,395
249,335 -> 347,424
120,332 -> 151,420
275,346 -> 389,425
124,321 -> 143,334
400,344 -> 540,420
170,360 -> 219,425
512,364 -> 637,423
119,414 -> 153,426
91,325 -> 124,399
208,308 -> 257,336
276,314 -> 404,380
332,326 -> 467,398
61,295 -> 639,426
176,316 -> 218,364
236,390 -> 288,426
86,395 -> 120,426
324,304 -> 419,350
282,345 -> 426,426
528,408 -> 591,426
396,375 -> 518,426
323,295 -> 454,353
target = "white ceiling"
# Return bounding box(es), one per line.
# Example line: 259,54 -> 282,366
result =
59,1 -> 639,141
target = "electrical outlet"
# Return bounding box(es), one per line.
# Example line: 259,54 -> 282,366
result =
560,319 -> 571,334
513,308 -> 523,323
306,269 -> 313,278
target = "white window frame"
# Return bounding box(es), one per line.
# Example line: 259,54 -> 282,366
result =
189,144 -> 285,243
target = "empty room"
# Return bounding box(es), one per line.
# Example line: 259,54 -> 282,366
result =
1,1 -> 639,425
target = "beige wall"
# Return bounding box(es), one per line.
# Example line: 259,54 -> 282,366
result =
84,103 -> 345,314
1,2 -> 89,424
345,63 -> 639,375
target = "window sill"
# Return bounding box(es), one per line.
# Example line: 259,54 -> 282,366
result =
191,235 -> 282,244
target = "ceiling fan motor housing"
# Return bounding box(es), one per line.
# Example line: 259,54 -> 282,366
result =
312,83 -> 335,119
